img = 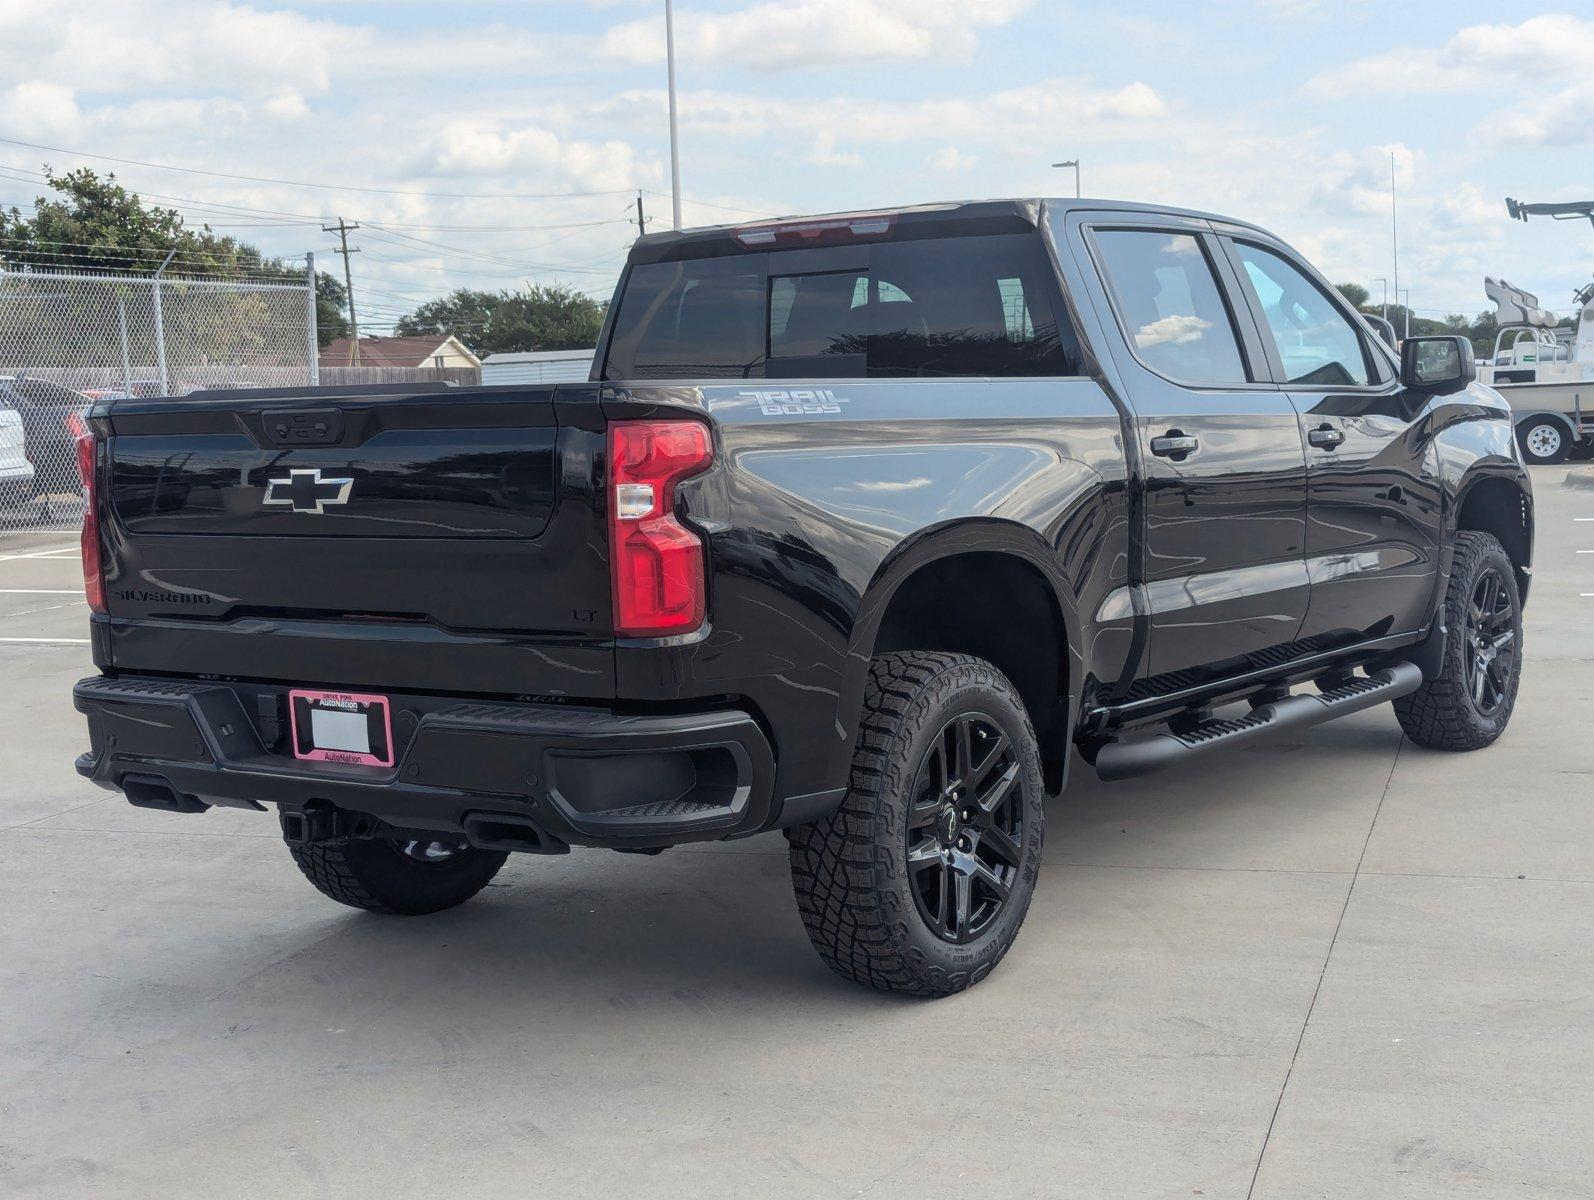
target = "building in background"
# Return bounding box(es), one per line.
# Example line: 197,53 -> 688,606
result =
480,348 -> 595,385
318,334 -> 481,371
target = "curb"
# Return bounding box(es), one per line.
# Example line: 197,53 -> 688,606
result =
1564,468 -> 1594,490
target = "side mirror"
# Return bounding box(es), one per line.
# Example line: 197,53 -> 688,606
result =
1401,335 -> 1475,394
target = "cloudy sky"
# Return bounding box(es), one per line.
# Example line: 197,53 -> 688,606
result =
0,0 -> 1589,333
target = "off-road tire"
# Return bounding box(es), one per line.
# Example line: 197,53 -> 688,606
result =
287,835 -> 508,915
1395,531 -> 1522,750
788,651 -> 1046,998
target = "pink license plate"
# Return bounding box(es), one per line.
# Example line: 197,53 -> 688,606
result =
288,689 -> 394,767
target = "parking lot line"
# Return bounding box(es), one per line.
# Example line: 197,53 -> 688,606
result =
0,589 -> 83,595
0,636 -> 90,644
0,546 -> 78,561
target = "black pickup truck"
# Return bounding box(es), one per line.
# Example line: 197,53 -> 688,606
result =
72,199 -> 1531,996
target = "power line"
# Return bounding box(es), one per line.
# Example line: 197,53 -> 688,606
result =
3,161 -> 765,233
358,226 -> 622,275
642,188 -> 775,219
0,135 -> 637,201
2,166 -> 627,235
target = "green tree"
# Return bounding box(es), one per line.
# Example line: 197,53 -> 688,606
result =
311,271 -> 350,347
0,167 -> 346,368
396,284 -> 606,354
1335,282 -> 1370,309
0,167 -> 280,277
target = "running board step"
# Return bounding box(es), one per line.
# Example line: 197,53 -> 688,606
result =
1092,662 -> 1423,783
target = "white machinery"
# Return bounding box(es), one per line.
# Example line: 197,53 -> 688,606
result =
1476,199 -> 1594,463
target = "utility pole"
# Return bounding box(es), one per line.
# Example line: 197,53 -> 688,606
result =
665,0 -> 682,229
635,191 -> 648,236
322,217 -> 361,366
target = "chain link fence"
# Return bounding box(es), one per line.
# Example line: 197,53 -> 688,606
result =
0,265 -> 316,533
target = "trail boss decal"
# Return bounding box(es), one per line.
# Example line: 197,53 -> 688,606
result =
739,389 -> 850,416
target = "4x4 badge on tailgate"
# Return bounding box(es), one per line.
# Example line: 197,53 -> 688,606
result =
263,468 -> 354,514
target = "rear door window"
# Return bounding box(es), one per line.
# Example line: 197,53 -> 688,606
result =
602,232 -> 1083,380
1090,229 -> 1249,387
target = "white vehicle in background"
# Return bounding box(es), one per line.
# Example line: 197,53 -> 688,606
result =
1477,199 -> 1594,464
0,404 -> 38,508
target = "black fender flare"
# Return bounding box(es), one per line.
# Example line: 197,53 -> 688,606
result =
833,518 -> 1084,771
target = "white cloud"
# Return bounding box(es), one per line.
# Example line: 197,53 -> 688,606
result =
1134,314 -> 1212,349
591,77 -> 1171,149
414,122 -> 660,193
599,0 -> 1031,69
1303,14 -> 1594,151
807,133 -> 861,168
0,1 -> 1575,325
1304,13 -> 1594,99
1309,142 -> 1419,220
927,147 -> 978,171
0,82 -> 82,141
1488,81 -> 1594,148
0,1 -> 349,99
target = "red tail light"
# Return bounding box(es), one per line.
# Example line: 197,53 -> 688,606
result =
608,420 -> 712,636
76,429 -> 105,613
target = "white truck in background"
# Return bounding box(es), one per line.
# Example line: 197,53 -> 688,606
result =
1478,199 -> 1594,464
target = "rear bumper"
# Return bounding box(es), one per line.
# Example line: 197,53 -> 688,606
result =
72,674 -> 809,850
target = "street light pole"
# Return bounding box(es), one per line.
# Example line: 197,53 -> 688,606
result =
1052,160 -> 1080,198
1399,288 -> 1411,340
665,0 -> 683,230
1389,152 -> 1400,348
1373,277 -> 1388,323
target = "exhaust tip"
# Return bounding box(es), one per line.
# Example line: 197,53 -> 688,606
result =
462,812 -> 569,856
120,773 -> 209,814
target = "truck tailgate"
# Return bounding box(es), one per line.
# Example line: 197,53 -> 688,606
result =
97,385 -> 615,696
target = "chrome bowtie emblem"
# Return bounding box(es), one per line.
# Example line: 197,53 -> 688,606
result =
263,468 -> 354,514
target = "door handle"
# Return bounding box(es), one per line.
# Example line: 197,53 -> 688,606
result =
1307,425 -> 1346,450
1149,432 -> 1199,459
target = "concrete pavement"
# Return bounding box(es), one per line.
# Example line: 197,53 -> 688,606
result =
2,473 -> 1591,1199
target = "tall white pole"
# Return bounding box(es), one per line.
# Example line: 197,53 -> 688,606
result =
305,251 -> 320,387
1390,152 -> 1400,343
665,0 -> 683,230
152,248 -> 175,396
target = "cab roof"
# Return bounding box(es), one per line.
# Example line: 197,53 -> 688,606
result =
626,198 -> 1271,264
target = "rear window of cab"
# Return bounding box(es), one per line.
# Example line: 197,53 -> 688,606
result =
600,232 -> 1084,380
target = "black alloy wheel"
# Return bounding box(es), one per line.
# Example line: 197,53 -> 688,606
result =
907,713 -> 1026,944
1465,567 -> 1517,716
